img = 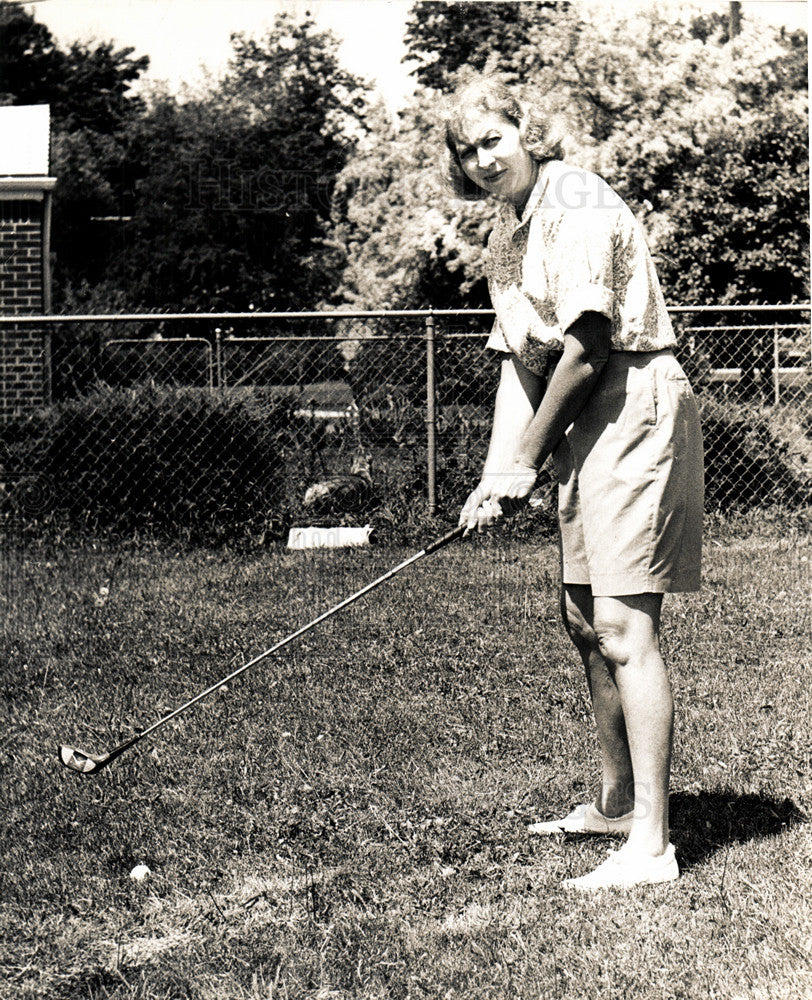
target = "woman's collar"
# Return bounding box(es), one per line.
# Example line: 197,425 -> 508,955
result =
509,160 -> 556,231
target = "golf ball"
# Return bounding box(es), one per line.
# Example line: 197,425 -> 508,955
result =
129,864 -> 151,881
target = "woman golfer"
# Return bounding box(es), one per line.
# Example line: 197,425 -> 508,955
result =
448,76 -> 703,889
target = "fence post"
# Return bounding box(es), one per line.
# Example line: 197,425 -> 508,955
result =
214,327 -> 223,390
773,324 -> 780,406
425,310 -> 437,515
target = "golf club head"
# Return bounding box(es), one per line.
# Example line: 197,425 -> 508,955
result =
59,744 -> 110,775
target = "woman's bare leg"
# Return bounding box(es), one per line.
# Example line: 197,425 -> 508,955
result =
591,592 -> 673,856
562,585 -> 635,818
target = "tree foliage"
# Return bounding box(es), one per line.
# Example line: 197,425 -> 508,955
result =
403,1 -> 565,92
1,3 -> 371,310
1,0 -> 806,313
591,11 -> 810,304
55,39 -> 149,133
324,94 -> 496,310
0,2 -> 65,106
652,98 -> 809,305
328,1 -> 808,310
110,14 -> 370,310
0,1 -> 151,300
0,3 -> 148,127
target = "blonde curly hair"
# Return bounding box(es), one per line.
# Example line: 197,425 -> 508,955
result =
442,75 -> 566,201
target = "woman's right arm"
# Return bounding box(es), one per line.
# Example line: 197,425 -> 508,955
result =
459,356 -> 545,531
483,356 -> 544,474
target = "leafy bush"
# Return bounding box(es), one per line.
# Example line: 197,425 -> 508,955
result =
1,385 -> 311,544
697,394 -> 810,510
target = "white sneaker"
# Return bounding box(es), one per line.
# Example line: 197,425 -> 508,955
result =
563,843 -> 679,890
528,802 -> 634,836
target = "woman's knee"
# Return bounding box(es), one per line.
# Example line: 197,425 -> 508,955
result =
593,618 -> 633,667
592,597 -> 662,668
561,588 -> 598,652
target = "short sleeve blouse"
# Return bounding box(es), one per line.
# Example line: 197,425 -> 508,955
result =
485,160 -> 676,375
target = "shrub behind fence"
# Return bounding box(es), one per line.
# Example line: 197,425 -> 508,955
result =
1,307 -> 809,543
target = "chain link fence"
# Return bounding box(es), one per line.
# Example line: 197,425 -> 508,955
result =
0,306 -> 809,542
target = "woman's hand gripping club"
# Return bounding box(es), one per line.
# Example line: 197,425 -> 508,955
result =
458,461 -> 539,534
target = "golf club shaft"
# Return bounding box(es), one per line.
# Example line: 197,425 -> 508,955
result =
134,524 -> 465,743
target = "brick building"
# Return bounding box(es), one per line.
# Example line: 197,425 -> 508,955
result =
0,105 -> 56,422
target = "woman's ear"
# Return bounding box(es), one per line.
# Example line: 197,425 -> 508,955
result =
517,107 -> 532,145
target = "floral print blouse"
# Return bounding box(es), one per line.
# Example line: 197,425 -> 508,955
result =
486,160 -> 676,375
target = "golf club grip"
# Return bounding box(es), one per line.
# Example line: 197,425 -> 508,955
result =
423,523 -> 465,555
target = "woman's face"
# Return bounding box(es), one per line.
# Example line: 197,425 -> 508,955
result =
454,110 -> 537,208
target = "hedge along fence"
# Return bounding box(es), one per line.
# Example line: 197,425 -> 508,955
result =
0,387 -> 312,544
0,383 -> 509,546
0,306 -> 809,544
0,377 -> 809,548
697,395 -> 811,510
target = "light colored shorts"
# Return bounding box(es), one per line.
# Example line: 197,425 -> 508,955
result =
553,350 -> 703,596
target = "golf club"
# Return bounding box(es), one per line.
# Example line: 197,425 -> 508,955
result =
59,523 -> 465,775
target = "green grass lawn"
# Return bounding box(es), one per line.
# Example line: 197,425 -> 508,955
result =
1,517 -> 810,999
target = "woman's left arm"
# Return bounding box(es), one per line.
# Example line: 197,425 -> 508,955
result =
474,311 -> 611,520
516,311 -> 610,470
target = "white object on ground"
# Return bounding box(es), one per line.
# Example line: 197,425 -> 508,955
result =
129,864 -> 151,881
287,525 -> 372,550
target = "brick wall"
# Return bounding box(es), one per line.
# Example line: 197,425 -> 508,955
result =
0,198 -> 47,422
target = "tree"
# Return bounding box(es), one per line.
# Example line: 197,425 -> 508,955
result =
324,92 -> 498,311
403,1 -> 565,92
109,13 -> 371,310
0,3 -> 148,127
0,2 -> 151,299
54,40 -> 149,133
0,2 -> 64,105
592,11 -> 809,305
653,97 -> 809,306
327,2 -> 808,310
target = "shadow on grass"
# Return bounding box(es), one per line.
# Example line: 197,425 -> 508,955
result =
54,969 -> 134,1000
671,789 -> 807,869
